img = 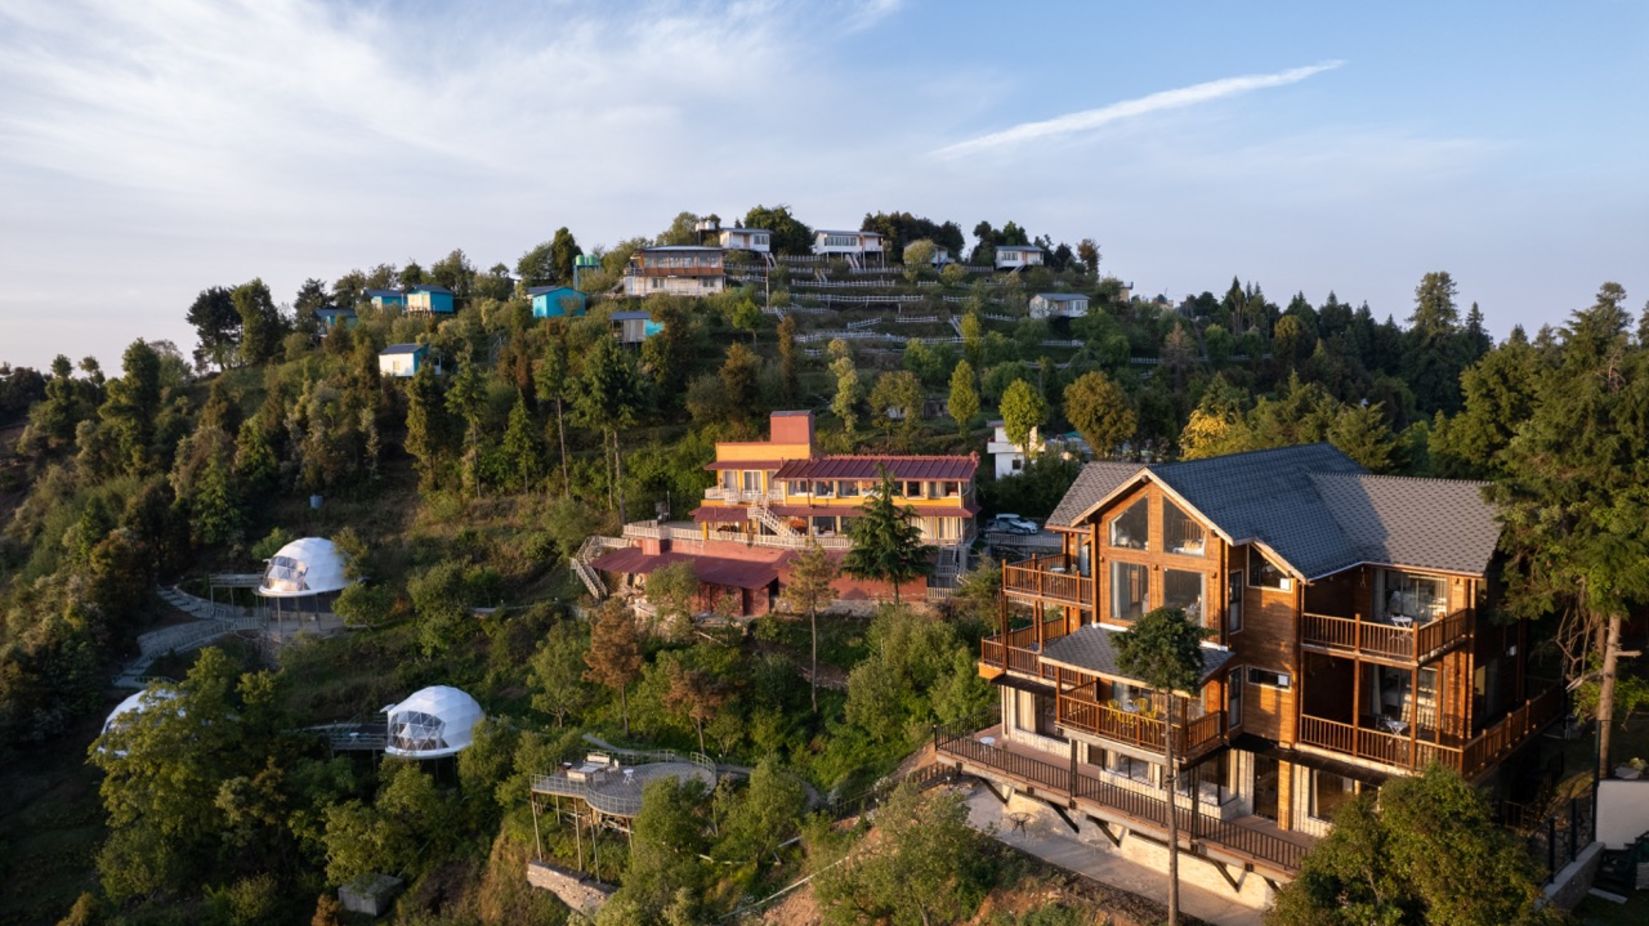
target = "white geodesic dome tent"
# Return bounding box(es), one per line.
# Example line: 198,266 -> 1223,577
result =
100,687 -> 180,755
256,537 -> 353,599
383,686 -> 484,759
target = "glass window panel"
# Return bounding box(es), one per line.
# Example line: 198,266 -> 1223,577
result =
1164,570 -> 1205,622
1111,562 -> 1148,621
1311,770 -> 1357,820
1110,498 -> 1148,549
1163,501 -> 1206,555
1382,570 -> 1447,621
1250,550 -> 1288,589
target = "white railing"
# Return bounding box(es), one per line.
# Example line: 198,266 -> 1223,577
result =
703,487 -> 784,503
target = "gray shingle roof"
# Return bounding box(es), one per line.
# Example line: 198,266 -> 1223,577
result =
380,343 -> 423,355
1035,292 -> 1086,302
1042,443 -> 1502,579
1149,444 -> 1365,579
1309,473 -> 1499,577
1041,624 -> 1233,686
1047,462 -> 1144,528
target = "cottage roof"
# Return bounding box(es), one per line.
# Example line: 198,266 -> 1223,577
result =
315,306 -> 356,317
1041,624 -> 1234,687
409,283 -> 453,294
365,288 -> 402,298
526,285 -> 585,296
609,310 -> 652,321
772,454 -> 977,481
1035,292 -> 1086,302
997,245 -> 1042,252
639,245 -> 722,253
380,343 -> 424,355
589,547 -> 783,590
1045,444 -> 1502,579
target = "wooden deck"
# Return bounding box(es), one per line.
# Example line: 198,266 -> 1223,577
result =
1002,554 -> 1093,607
1300,609 -> 1473,665
936,725 -> 1312,875
1297,686 -> 1564,777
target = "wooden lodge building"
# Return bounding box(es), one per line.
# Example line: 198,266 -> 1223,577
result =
577,411 -> 978,617
937,443 -> 1562,902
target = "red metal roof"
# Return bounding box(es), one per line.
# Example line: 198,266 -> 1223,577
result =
770,505 -> 867,519
704,460 -> 784,471
691,505 -> 748,522
588,547 -> 782,590
772,454 -> 977,481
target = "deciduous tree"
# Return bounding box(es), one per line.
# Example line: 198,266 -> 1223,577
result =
946,359 -> 980,434
1063,370 -> 1135,457
585,600 -> 643,736
780,541 -> 839,712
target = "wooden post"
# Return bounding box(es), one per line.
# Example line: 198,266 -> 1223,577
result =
531,795 -> 543,859
1410,665 -> 1420,768
1069,739 -> 1079,801
1351,658 -> 1363,746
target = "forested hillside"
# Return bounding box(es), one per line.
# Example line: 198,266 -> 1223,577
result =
2,205 -> 1645,925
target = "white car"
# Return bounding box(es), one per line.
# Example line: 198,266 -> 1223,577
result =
988,514 -> 1039,535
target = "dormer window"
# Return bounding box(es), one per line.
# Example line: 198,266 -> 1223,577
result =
1164,501 -> 1205,556
1109,498 -> 1148,550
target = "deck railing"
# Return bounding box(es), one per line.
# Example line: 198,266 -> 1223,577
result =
1002,554 -> 1093,606
1301,609 -> 1473,663
935,727 -> 1307,872
979,616 -> 1072,678
1056,694 -> 1224,756
1299,686 -> 1564,776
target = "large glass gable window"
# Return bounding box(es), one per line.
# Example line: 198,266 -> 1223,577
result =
1381,570 -> 1447,621
1163,501 -> 1205,556
1110,498 -> 1148,550
1249,550 -> 1289,590
1111,561 -> 1148,621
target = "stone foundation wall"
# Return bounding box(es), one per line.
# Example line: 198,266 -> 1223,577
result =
525,861 -> 615,917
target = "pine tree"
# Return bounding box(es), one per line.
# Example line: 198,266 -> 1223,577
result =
232,278 -> 284,366
776,314 -> 800,404
445,347 -> 487,497
843,471 -> 932,604
536,321 -> 574,497
573,336 -> 646,521
946,359 -> 979,435
404,364 -> 444,491
501,391 -> 541,493
780,541 -> 839,712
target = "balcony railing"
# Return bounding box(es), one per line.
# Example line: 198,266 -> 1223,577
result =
1002,555 -> 1093,607
622,521 -> 852,551
935,726 -> 1308,873
979,617 -> 1071,680
702,487 -> 784,503
1057,694 -> 1225,758
1298,686 -> 1564,777
1301,609 -> 1473,663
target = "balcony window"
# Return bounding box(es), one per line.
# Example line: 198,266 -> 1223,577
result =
1109,498 -> 1148,550
1310,770 -> 1357,821
1164,570 -> 1205,623
1249,550 -> 1290,590
1379,570 -> 1446,622
1163,501 -> 1206,556
839,482 -> 860,498
1111,562 -> 1148,621
812,481 -> 833,497
943,481 -> 960,497
903,481 -> 923,498
722,471 -> 737,491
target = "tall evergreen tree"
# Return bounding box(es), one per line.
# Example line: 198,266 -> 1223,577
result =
946,359 -> 980,434
776,313 -> 800,404
843,471 -> 932,604
185,286 -> 240,370
232,278 -> 283,366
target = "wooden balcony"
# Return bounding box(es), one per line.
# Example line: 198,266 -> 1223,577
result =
628,264 -> 723,277
979,616 -> 1073,681
1002,554 -> 1093,607
935,724 -> 1310,874
1056,689 -> 1225,760
1300,609 -> 1473,664
1298,686 -> 1564,777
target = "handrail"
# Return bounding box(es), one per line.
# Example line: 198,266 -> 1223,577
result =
1299,686 -> 1563,775
936,733 -> 1305,871
1301,609 -> 1473,662
1002,554 -> 1092,606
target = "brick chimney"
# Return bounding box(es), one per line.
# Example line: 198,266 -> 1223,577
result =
769,410 -> 815,453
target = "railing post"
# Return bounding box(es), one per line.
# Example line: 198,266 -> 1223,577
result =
1547,816 -> 1557,876
1069,739 -> 1079,802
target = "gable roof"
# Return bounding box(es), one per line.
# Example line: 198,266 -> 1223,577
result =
1046,444 -> 1502,580
365,288 -> 403,298
1048,462 -> 1142,528
380,343 -> 424,355
997,244 -> 1042,252
408,283 -> 452,294
1309,473 -> 1500,577
772,454 -> 977,482
527,285 -> 584,296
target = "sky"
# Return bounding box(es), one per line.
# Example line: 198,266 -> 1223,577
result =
2,0 -> 1647,370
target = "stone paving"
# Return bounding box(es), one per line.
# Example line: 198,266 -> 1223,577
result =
962,783 -> 1265,926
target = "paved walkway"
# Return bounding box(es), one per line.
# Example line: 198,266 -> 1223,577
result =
961,784 -> 1264,926
113,587 -> 263,688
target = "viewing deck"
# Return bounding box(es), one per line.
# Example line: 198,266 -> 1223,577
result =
1300,609 -> 1473,664
936,724 -> 1311,875
1297,686 -> 1564,778
531,751 -> 717,818
1057,689 -> 1225,760
1002,554 -> 1092,607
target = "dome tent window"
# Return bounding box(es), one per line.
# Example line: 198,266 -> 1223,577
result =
264,556 -> 310,593
383,686 -> 484,759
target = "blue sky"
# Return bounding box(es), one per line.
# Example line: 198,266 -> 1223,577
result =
2,0 -> 1646,369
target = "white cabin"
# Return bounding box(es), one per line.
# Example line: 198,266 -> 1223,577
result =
1029,292 -> 1089,319
995,245 -> 1045,271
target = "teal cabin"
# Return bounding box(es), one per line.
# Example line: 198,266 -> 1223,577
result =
407,284 -> 455,315
378,343 -> 428,378
367,288 -> 406,310
315,306 -> 358,330
529,286 -> 588,319
610,309 -> 663,346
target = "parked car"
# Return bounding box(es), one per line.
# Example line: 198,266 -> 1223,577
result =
988,514 -> 1039,535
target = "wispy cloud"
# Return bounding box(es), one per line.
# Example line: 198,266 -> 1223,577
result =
932,60 -> 1345,158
